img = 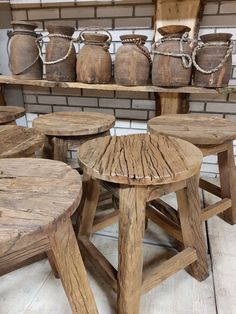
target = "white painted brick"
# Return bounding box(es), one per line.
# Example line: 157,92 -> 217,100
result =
200,171 -> 218,178
233,67 -> 236,78
23,86 -> 51,94
133,29 -> 154,41
198,28 -> 216,38
26,113 -> 38,121
189,93 -> 227,101
115,128 -> 146,135
203,155 -> 218,163
10,0 -> 40,8
53,106 -> 82,112
189,102 -> 205,112
203,2 -> 219,15
110,30 -> 134,41
68,97 -> 98,107
229,79 -> 236,85
216,28 -> 236,40
44,20 -> 76,29
131,120 -> 147,129
78,18 -> 112,29
220,1 -> 236,14
24,95 -> 37,103
12,9 -> 27,20
225,114 -> 236,121
16,116 -> 27,127
38,95 -> 67,105
27,121 -> 33,128
114,0 -> 152,3
115,119 -> 130,128
148,110 -> 156,119
201,163 -> 219,173
83,107 -> 114,114
42,0 -> 75,7
99,98 -> 130,108
206,102 -> 236,113
61,7 -> 95,18
28,8 -> 60,20
134,4 -> 155,16
25,104 -> 52,113
115,17 -> 152,29
232,54 -> 236,65
115,109 -> 147,119
229,93 -> 236,102
75,0 -> 112,5
132,99 -> 155,110
97,5 -> 133,17
201,15 -> 236,27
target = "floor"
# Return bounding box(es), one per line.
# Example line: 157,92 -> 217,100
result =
1,179 -> 236,314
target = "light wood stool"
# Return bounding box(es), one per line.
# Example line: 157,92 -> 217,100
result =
32,111 -> 115,163
0,125 -> 44,158
148,114 -> 236,225
77,133 -> 209,314
0,106 -> 26,125
0,158 -> 98,314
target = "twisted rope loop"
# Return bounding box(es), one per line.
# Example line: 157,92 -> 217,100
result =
121,37 -> 152,64
36,33 -> 77,65
192,40 -> 234,74
153,32 -> 192,69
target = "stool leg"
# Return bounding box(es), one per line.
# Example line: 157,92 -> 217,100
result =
218,141 -> 236,224
176,175 -> 209,281
49,217 -> 98,314
118,185 -> 147,314
46,250 -> 59,279
52,137 -> 68,162
78,174 -> 100,238
42,135 -> 53,159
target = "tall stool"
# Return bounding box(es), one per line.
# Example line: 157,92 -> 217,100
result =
148,114 -> 236,225
0,106 -> 25,125
32,111 -> 115,163
0,158 -> 98,314
0,125 -> 44,158
77,133 -> 209,314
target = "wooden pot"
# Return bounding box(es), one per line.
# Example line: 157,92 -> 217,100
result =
8,21 -> 42,80
45,25 -> 76,82
76,29 -> 112,84
114,34 -> 151,86
192,33 -> 233,88
152,25 -> 192,87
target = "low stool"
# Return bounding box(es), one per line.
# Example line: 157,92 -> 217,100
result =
148,114 -> 236,225
0,158 -> 98,314
0,106 -> 26,125
77,133 -> 209,314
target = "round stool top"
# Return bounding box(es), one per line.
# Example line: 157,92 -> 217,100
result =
148,114 -> 236,145
0,125 -> 44,158
0,158 -> 82,254
32,111 -> 115,137
0,106 -> 26,124
78,133 -> 203,186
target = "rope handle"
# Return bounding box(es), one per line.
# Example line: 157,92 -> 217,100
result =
192,41 -> 234,74
36,33 -> 77,65
152,32 -> 192,69
121,37 -> 152,64
7,30 -> 41,75
78,27 -> 112,48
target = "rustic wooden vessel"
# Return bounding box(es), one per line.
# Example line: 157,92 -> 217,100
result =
8,21 -> 42,80
152,25 -> 192,87
45,25 -> 76,82
193,33 -> 233,88
114,34 -> 151,86
77,29 -> 112,84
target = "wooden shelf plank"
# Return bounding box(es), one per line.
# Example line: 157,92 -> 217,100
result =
0,75 -> 235,94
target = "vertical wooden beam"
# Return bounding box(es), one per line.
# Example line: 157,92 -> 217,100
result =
0,85 -> 6,106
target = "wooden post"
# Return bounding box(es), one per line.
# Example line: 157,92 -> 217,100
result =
0,85 -> 6,106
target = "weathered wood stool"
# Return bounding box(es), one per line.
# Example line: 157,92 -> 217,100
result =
77,133 -> 209,314
148,114 -> 236,225
0,106 -> 26,125
0,158 -> 98,314
32,111 -> 115,163
0,125 -> 44,158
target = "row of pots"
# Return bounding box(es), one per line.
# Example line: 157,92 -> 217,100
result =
8,21 -> 233,88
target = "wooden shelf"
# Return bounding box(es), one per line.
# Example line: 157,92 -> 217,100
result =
0,75 -> 235,95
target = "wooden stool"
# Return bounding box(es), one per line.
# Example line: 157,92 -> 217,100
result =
0,125 -> 44,158
0,106 -> 26,125
77,133 -> 209,314
148,114 -> 236,225
32,111 -> 115,163
0,158 -> 98,314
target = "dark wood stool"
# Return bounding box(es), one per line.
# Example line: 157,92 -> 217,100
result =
32,111 -> 115,163
0,125 -> 44,158
0,106 -> 26,125
77,133 -> 209,314
0,158 -> 98,314
148,114 -> 236,225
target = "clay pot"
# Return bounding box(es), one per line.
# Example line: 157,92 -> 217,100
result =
192,33 -> 233,88
45,25 -> 76,82
8,21 -> 42,80
152,25 -> 192,87
76,29 -> 112,84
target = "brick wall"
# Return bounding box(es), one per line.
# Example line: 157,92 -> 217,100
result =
6,0 -> 236,175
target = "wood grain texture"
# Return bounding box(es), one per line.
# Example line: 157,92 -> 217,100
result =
0,106 -> 25,124
32,111 -> 115,136
0,86 -> 6,106
157,93 -> 189,115
78,134 -> 203,185
0,125 -> 44,158
148,114 -> 236,145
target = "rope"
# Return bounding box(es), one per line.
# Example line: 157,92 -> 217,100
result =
121,37 -> 152,64
192,40 -> 234,74
36,33 -> 77,65
152,32 -> 192,69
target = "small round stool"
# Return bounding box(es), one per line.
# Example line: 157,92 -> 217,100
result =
0,125 -> 44,158
77,133 -> 208,314
0,106 -> 26,125
0,158 -> 98,314
32,111 -> 115,163
148,114 -> 236,225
